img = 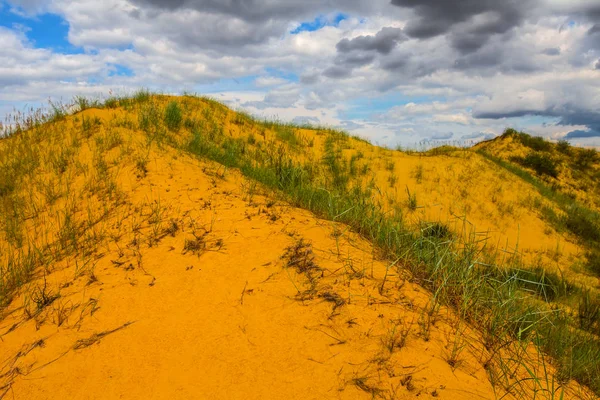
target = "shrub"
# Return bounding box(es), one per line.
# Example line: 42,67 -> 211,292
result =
138,102 -> 160,132
586,250 -> 600,276
275,126 -> 299,146
579,289 -> 600,334
164,101 -> 182,131
556,140 -> 571,155
75,96 -> 91,111
511,153 -> 558,178
133,89 -> 151,103
574,148 -> 599,171
421,222 -> 451,240
503,129 -> 552,152
501,128 -> 519,138
510,267 -> 575,302
564,208 -> 600,244
104,97 -> 119,109
518,133 -> 552,152
406,186 -> 418,211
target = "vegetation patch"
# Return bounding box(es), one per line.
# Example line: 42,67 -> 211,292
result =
420,222 -> 452,240
503,128 -> 552,152
479,150 -> 600,275
574,148 -> 599,171
164,101 -> 182,131
510,153 -> 559,178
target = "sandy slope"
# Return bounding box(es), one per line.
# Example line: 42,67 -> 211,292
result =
0,143 -> 501,399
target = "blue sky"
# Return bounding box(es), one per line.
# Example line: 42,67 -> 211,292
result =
0,4 -> 80,53
1,0 -> 600,146
290,13 -> 348,34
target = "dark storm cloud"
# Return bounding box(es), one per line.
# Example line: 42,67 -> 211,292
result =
578,2 -> 600,24
300,72 -> 319,85
451,33 -> 491,54
380,55 -> 408,72
130,0 -> 375,22
541,47 -> 560,56
390,0 -> 532,53
174,19 -> 288,49
475,110 -> 536,119
580,3 -> 600,52
452,48 -> 537,74
580,25 -> 600,55
558,111 -> 600,134
379,53 -> 437,78
323,66 -> 352,79
334,53 -> 376,67
336,27 -> 405,54
323,65 -> 352,79
446,34 -> 544,74
132,0 -> 311,21
328,27 -> 405,78
564,129 -> 600,139
475,108 -> 600,126
453,48 -> 503,70
476,106 -> 600,139
124,0 -> 401,53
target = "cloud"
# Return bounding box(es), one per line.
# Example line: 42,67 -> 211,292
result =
461,132 -> 484,139
338,120 -> 364,130
129,0 -> 367,22
334,53 -> 376,67
300,71 -> 320,85
389,99 -> 476,117
326,26 -> 406,76
243,86 -> 301,109
390,0 -> 532,53
323,65 -> 351,79
473,80 -> 600,141
541,47 -> 560,56
336,27 -> 405,54
564,129 -> 600,139
461,132 -> 496,140
429,132 -> 454,140
0,27 -> 107,88
2,0 -> 600,148
292,115 -> 320,125
4,0 -> 49,15
432,113 -> 470,125
473,89 -> 547,119
255,76 -> 289,87
558,111 -> 600,134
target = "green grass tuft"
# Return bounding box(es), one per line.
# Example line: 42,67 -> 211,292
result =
164,101 -> 182,131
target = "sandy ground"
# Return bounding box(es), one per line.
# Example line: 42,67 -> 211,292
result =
0,143 -> 500,400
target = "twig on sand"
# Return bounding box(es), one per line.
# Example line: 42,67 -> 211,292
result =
73,321 -> 135,350
240,281 -> 248,305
